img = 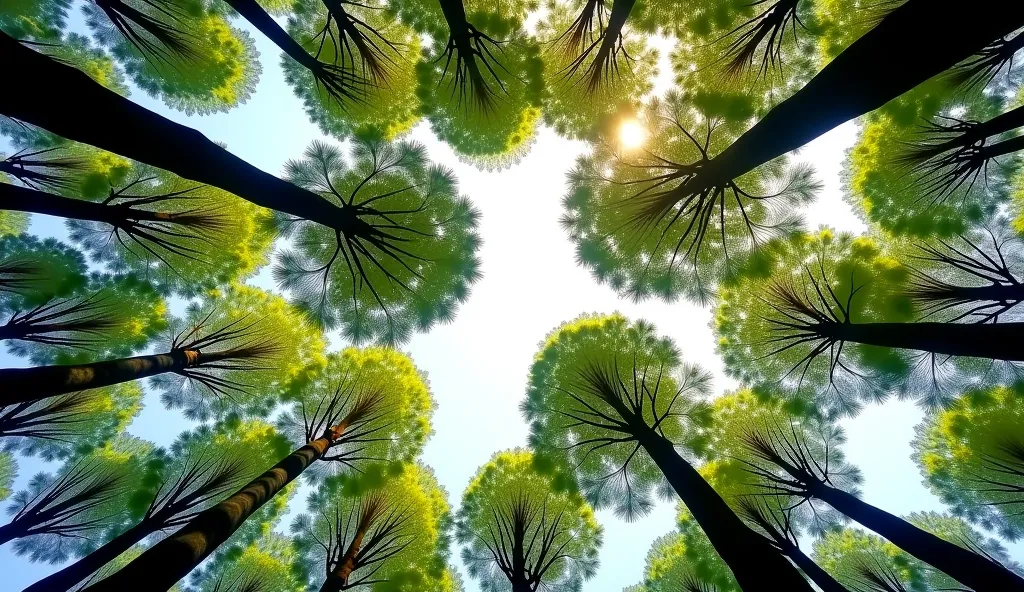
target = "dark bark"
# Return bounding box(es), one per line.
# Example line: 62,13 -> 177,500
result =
693,0 -> 1024,189
0,183 -> 172,225
808,483 -> 1024,592
0,349 -> 204,404
637,430 -> 814,592
982,134 -> 1024,160
822,321 -> 1024,361
786,545 -> 847,592
915,283 -> 1024,306
22,522 -> 151,592
83,431 -> 342,592
0,32 -> 355,233
222,0 -> 323,72
586,0 -> 635,88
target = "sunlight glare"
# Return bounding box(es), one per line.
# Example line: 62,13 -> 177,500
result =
619,120 -> 647,150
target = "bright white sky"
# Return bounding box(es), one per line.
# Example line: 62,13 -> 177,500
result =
3,11 -> 1023,592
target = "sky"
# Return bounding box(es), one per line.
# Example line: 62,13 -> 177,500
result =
3,7 -> 1023,592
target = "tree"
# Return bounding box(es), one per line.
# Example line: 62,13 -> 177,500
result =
2,273 -> 167,365
0,234 -> 90,308
897,221 -> 1024,324
562,91 -> 819,305
907,512 -> 1024,590
843,81 -> 1013,237
2,148 -> 278,297
456,448 -> 602,592
291,462 -> 451,591
642,523 -> 739,592
67,545 -> 183,591
0,0 -> 70,41
811,528 -> 927,592
606,0 -> 1024,255
274,137 -> 481,344
523,313 -> 815,592
283,0 -> 421,139
667,0 -> 819,123
0,284 -> 324,415
192,534 -> 304,592
23,419 -> 290,592
84,346 -> 434,591
699,390 -> 857,592
399,0 -> 544,167
714,228 -> 1024,416
737,397 -> 1024,590
84,0 -> 261,114
0,434 -> 150,564
0,383 -> 143,462
534,0 -> 657,139
34,33 -> 132,96
0,452 -> 16,502
913,383 -> 1024,541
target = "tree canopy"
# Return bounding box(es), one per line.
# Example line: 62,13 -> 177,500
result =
457,448 -> 602,592
913,382 -> 1024,540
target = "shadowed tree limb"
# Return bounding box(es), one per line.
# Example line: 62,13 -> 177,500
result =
0,32 -> 353,231
643,0 -> 1024,224
742,426 -> 1024,591
223,0 -> 367,105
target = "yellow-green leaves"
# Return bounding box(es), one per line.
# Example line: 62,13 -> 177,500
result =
536,1 -> 657,139
913,384 -> 1024,540
193,534 -> 304,592
643,519 -> 738,592
285,0 -> 421,139
155,284 -> 326,420
292,462 -> 451,590
812,528 -> 926,591
525,313 -> 714,518
279,346 -> 434,480
0,452 -> 16,502
85,0 -> 260,114
457,449 -> 602,591
714,229 -> 915,416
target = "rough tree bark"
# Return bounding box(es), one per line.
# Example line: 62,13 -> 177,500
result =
83,423 -> 350,592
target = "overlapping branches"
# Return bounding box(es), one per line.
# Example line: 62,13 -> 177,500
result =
89,0 -> 203,68
716,0 -> 805,80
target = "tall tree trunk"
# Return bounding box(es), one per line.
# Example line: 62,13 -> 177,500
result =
808,482 -> 1024,592
0,183 -> 172,225
319,512 -> 371,592
914,283 -> 1024,306
222,0 -> 326,73
637,430 -> 814,592
0,349 -> 209,405
695,0 -> 1024,188
22,522 -> 152,592
824,321 -> 1024,361
586,0 -> 635,86
786,545 -> 847,592
0,32 -> 351,232
82,424 -> 350,592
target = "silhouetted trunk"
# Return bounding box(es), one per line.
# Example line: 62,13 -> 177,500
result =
0,183 -> 173,225
0,349 -> 209,404
786,545 -> 847,592
822,321 -> 1024,361
983,134 -> 1024,159
637,430 -> 814,592
222,0 -> 325,72
23,522 -> 151,592
916,283 -> 1024,305
437,0 -> 492,95
966,105 -> 1024,143
0,32 -> 352,231
698,0 -> 1024,187
588,0 -> 635,78
808,482 -> 1024,591
82,426 -> 348,592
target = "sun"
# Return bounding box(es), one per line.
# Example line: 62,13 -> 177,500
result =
619,119 -> 647,150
